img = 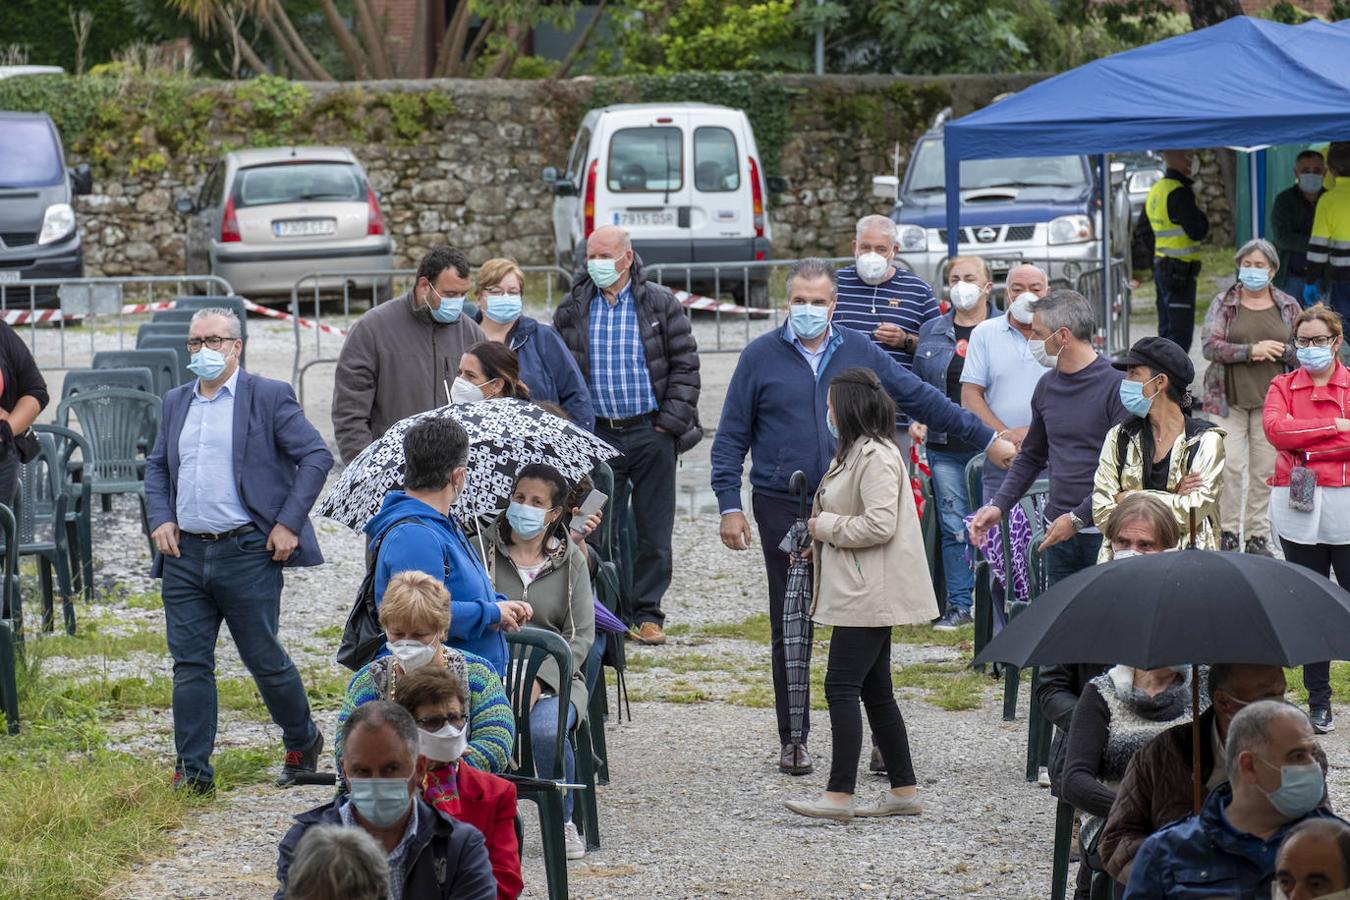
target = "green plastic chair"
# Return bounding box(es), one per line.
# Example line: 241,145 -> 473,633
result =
55,388 -> 161,558
503,627 -> 576,900
15,432 -> 75,635
1050,798 -> 1075,900
93,349 -> 181,398
586,462 -> 625,784
0,504 -> 23,734
34,425 -> 94,605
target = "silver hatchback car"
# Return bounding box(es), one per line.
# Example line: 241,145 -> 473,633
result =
178,147 -> 393,298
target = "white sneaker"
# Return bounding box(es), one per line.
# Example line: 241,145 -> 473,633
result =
563,821 -> 585,860
1037,767 -> 1051,788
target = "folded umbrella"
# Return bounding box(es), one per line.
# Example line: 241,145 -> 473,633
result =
973,548 -> 1350,811
318,399 -> 620,532
780,470 -> 814,747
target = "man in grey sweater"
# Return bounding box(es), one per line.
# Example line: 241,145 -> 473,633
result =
968,289 -> 1129,586
332,245 -> 485,463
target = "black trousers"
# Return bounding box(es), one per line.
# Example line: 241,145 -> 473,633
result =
824,625 -> 917,794
753,491 -> 810,746
601,419 -> 676,627
1153,260 -> 1198,352
1279,538 -> 1350,711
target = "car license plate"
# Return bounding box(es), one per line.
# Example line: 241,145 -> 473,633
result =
273,218 -> 336,237
0,271 -> 19,284
618,210 -> 676,228
985,258 -> 1020,272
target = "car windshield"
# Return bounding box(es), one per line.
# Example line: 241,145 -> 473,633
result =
906,138 -> 1087,193
0,118 -> 63,188
235,162 -> 364,208
608,127 -> 683,192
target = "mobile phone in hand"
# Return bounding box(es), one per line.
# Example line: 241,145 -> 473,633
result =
569,489 -> 608,532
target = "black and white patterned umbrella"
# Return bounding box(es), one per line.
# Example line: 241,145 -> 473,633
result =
318,399 -> 621,531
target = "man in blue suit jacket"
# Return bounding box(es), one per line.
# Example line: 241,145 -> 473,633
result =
145,307 -> 334,793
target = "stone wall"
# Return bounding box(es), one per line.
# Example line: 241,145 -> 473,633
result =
44,71 -> 1151,278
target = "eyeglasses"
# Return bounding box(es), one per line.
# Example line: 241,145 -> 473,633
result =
185,335 -> 236,352
416,713 -> 467,731
1294,336 -> 1336,348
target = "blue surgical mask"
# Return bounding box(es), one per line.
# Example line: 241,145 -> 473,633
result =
1258,758 -> 1324,818
484,294 -> 523,324
188,346 -> 230,381
587,259 -> 620,289
348,776 -> 414,828
1238,267 -> 1270,292
1118,376 -> 1160,419
428,286 -> 465,324
789,304 -> 829,340
827,415 -> 839,440
1300,172 -> 1325,194
1298,345 -> 1335,373
506,501 -> 550,539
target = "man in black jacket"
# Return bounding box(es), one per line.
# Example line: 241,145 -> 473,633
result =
554,225 -> 702,646
274,701 -> 495,900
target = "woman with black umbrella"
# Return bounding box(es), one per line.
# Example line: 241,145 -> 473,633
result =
1264,303 -> 1350,735
783,368 -> 938,821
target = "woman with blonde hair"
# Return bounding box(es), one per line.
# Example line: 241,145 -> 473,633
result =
472,257 -> 594,429
334,571 -> 515,776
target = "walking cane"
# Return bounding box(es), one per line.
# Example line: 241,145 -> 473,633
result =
1188,507 -> 1202,813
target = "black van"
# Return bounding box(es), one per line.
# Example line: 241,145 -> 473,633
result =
0,112 -> 92,304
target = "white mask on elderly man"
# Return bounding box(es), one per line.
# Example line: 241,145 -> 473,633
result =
855,252 -> 890,286
1009,292 -> 1039,325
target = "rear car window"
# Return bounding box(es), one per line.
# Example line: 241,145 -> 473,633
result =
234,163 -> 364,208
0,118 -> 63,188
693,127 -> 739,193
607,127 -> 682,193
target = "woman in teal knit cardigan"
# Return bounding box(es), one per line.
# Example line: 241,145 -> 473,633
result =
335,570 -> 514,775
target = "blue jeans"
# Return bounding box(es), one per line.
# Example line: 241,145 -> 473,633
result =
1284,275 -> 1309,307
584,633 -> 606,699
1044,530 -> 1103,588
162,528 -> 316,782
1329,282 -> 1350,325
530,693 -> 579,821
927,446 -> 980,613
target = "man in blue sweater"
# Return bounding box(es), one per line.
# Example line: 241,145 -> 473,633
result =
711,258 -> 1015,776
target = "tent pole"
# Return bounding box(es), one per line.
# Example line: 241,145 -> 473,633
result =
1249,151 -> 1260,243
1099,154 -> 1112,353
1256,149 -> 1268,238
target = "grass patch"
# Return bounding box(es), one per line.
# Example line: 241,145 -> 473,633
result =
893,662 -> 987,712
893,623 -> 974,650
1284,662 -> 1350,706
31,618 -> 167,660
624,651 -> 755,676
214,746 -> 282,791
625,678 -> 713,704
313,624 -> 344,641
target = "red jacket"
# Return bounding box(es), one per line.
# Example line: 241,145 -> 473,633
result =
425,762 -> 523,900
1264,361 -> 1350,488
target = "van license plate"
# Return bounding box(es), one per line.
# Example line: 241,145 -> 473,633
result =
274,219 -> 337,237
0,271 -> 19,284
619,210 -> 675,228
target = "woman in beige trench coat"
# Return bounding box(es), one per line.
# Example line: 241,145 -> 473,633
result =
784,368 -> 939,822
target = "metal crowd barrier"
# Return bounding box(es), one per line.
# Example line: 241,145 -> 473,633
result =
1072,257 -> 1132,355
0,275 -> 235,372
289,265 -> 572,405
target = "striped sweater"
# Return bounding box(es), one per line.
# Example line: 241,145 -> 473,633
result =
335,646 -> 515,775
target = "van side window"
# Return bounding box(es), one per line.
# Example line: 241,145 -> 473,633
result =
566,126 -> 591,185
607,127 -> 682,193
693,127 -> 739,193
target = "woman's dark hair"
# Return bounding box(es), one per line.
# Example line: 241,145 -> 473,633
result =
829,367 -> 898,460
403,417 -> 469,492
502,462 -> 570,545
467,341 -> 531,400
1146,366 -> 1192,410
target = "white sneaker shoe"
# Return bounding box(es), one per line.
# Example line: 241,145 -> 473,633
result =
563,821 -> 585,860
1038,767 -> 1051,788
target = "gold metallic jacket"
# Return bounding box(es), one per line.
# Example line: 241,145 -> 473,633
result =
1091,420 -> 1227,561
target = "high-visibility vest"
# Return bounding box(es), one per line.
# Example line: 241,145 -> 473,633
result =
1146,178 -> 1201,263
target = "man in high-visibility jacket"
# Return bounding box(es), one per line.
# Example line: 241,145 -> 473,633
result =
1305,142 -> 1350,321
1145,149 -> 1210,351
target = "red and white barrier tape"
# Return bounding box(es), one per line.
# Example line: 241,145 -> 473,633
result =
672,290 -> 771,316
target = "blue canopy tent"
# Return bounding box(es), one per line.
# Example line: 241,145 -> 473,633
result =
942,16 -> 1350,350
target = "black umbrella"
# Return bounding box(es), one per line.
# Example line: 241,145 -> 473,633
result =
779,470 -> 814,746
974,549 -> 1350,811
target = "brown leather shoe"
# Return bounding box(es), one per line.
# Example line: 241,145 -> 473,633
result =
636,622 -> 667,645
779,743 -> 813,775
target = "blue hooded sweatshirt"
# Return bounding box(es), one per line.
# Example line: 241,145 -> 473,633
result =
470,310 -> 595,432
364,491 -> 507,677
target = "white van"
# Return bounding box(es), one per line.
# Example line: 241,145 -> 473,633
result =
543,103 -> 779,306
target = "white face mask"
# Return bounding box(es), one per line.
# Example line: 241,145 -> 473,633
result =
388,639 -> 435,671
1009,291 -> 1039,325
1029,333 -> 1060,369
419,721 -> 468,763
450,376 -> 485,405
1113,549 -> 1141,560
950,281 -> 983,311
856,251 -> 890,285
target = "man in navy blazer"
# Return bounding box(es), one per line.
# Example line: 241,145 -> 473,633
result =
145,307 -> 333,793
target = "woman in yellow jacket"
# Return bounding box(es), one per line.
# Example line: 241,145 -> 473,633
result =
784,367 -> 939,821
1091,336 -> 1225,558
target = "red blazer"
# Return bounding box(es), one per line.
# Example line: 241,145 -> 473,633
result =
1264,361 -> 1350,488
425,762 -> 523,900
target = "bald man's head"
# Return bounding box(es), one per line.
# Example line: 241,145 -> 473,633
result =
1006,264 -> 1048,299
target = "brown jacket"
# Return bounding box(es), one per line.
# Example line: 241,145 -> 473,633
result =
1099,706 -> 1332,881
810,437 -> 938,627
331,292 -> 485,462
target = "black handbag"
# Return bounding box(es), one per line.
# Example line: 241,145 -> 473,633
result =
12,427 -> 39,464
336,532 -> 389,672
